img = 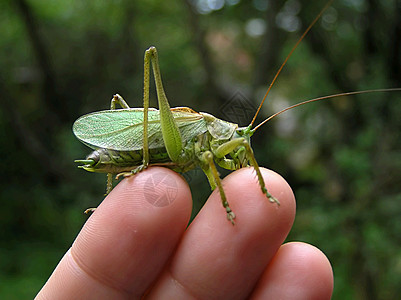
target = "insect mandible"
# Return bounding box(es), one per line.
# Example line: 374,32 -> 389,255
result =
73,1 -> 400,225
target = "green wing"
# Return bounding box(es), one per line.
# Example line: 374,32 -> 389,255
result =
73,108 -> 208,151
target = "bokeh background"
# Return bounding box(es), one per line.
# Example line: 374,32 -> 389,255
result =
1,0 -> 400,298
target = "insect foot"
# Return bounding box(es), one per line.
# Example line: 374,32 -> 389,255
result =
226,206 -> 236,225
262,186 -> 280,206
115,165 -> 148,180
84,208 -> 96,215
115,172 -> 131,179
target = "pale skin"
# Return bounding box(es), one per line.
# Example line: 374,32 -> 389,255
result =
35,167 -> 333,299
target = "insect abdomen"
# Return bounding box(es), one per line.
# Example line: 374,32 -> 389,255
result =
83,148 -> 171,173
78,131 -> 214,174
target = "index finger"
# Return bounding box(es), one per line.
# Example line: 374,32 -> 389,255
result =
36,167 -> 192,299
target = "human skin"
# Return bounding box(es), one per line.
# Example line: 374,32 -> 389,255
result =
36,167 -> 333,299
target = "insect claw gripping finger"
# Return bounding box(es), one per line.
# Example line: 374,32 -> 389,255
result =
202,151 -> 236,225
115,172 -> 130,180
240,141 -> 280,206
84,208 -> 97,215
115,164 -> 148,179
262,186 -> 280,205
226,207 -> 236,225
130,164 -> 148,175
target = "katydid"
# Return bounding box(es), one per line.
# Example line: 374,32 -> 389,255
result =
73,2 -> 400,225
73,45 -> 274,225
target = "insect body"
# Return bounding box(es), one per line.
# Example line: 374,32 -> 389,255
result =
73,47 -> 278,225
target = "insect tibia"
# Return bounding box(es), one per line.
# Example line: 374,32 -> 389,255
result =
242,141 -> 280,206
200,151 -> 236,225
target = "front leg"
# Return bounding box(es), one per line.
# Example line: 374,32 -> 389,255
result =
214,138 -> 280,206
200,151 -> 236,225
242,141 -> 280,205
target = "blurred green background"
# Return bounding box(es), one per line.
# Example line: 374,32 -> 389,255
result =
1,0 -> 400,298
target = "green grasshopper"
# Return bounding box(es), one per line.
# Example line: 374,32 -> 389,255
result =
73,2 -> 400,225
73,45 -> 277,225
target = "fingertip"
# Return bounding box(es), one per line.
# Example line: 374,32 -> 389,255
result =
103,166 -> 192,222
219,167 -> 296,245
281,242 -> 333,291
258,167 -> 296,215
158,167 -> 296,299
71,167 -> 192,295
251,242 -> 334,300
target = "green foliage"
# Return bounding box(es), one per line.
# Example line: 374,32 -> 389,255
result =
0,0 -> 400,298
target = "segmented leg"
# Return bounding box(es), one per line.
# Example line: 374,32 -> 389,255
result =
214,138 -> 280,206
114,49 -> 155,180
116,47 -> 184,180
115,165 -> 148,179
242,141 -> 280,205
201,151 -> 236,225
141,49 -> 151,168
147,47 -> 182,162
106,173 -> 113,194
125,48 -> 152,175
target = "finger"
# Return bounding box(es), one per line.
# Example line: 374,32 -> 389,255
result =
249,242 -> 333,300
145,167 -> 296,299
36,167 -> 192,300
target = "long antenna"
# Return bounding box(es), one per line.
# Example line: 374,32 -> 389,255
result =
249,0 -> 334,127
252,88 -> 401,132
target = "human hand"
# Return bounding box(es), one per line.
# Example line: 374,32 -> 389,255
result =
36,167 -> 333,299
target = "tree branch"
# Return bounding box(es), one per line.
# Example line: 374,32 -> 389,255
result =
14,0 -> 67,123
